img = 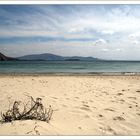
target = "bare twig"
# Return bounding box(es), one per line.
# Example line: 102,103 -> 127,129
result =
1,97 -> 53,123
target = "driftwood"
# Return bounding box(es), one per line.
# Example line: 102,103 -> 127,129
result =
1,97 -> 53,123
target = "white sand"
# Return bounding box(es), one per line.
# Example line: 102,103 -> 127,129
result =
0,75 -> 140,135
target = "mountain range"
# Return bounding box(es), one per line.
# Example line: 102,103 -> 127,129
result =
17,53 -> 100,61
0,52 -> 100,61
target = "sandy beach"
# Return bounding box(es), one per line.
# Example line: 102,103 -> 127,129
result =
0,74 -> 140,135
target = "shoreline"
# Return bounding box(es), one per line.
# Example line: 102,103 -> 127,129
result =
0,72 -> 140,76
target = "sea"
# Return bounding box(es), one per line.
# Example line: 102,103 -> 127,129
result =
0,60 -> 140,74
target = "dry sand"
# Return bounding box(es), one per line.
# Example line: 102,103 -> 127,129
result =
0,75 -> 140,135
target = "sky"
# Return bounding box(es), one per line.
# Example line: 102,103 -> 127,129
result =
0,5 -> 140,60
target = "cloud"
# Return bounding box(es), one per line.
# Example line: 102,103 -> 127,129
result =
128,32 -> 140,45
0,5 -> 140,60
101,48 -> 109,52
100,30 -> 115,35
131,40 -> 139,45
0,5 -> 140,39
129,32 -> 140,38
101,48 -> 123,52
0,5 -> 138,38
94,39 -> 107,46
115,48 -> 123,51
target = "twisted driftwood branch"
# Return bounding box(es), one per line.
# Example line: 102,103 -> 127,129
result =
1,97 -> 53,123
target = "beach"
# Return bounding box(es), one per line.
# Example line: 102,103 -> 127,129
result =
0,74 -> 140,135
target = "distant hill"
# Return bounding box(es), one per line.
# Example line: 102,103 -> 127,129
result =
18,53 -> 64,61
0,52 -> 18,61
18,53 -> 100,61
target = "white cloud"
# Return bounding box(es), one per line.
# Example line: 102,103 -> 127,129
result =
115,48 -> 123,51
101,48 -> 109,52
101,48 -> 123,52
129,32 -> 140,38
128,32 -> 140,45
100,30 -> 115,35
94,39 -> 107,46
131,40 -> 139,45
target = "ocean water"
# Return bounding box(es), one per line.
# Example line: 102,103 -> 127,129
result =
0,61 -> 140,74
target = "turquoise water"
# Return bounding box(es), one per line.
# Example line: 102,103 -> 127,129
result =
0,61 -> 140,73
